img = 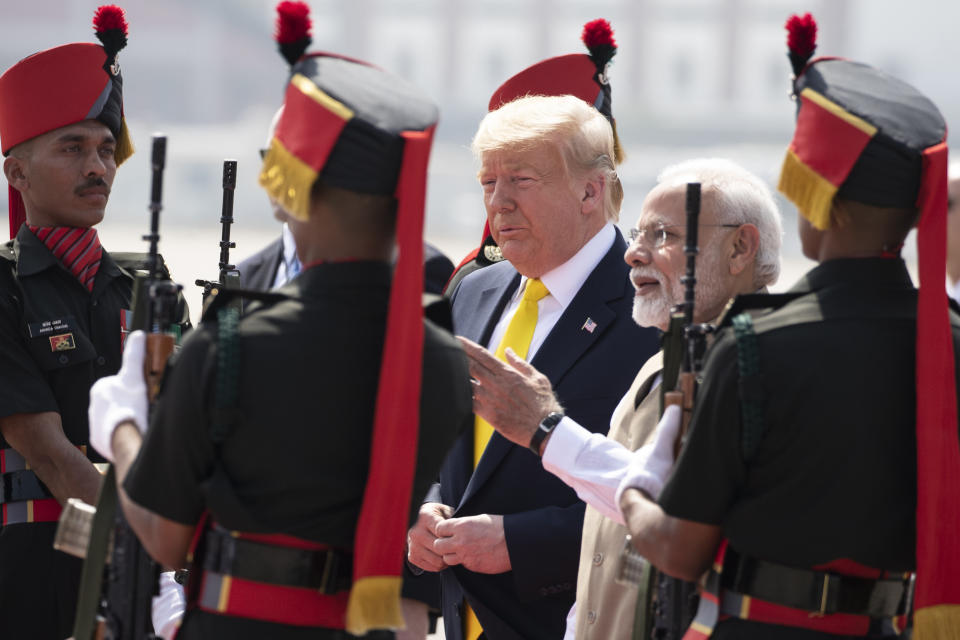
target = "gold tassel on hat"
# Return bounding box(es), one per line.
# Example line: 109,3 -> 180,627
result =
777,148 -> 836,230
114,118 -> 135,166
344,575 -> 405,635
611,118 -> 626,165
258,137 -> 318,222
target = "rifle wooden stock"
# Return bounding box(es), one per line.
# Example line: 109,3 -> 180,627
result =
664,372 -> 696,459
144,333 -> 175,403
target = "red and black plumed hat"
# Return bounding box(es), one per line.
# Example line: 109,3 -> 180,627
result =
468,18 -> 622,249
259,2 -> 437,634
0,5 -> 133,239
778,14 -> 959,636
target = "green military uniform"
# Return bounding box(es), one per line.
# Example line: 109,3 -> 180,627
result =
654,13 -> 959,639
0,226 -> 188,639
661,258 -> 960,638
125,262 -> 472,639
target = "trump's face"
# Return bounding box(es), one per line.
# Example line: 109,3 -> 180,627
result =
479,143 -> 594,278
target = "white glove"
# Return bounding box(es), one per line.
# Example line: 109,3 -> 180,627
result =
151,571 -> 186,640
615,403 -> 682,504
88,330 -> 149,462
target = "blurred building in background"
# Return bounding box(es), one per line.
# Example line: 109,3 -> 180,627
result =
2,0 -> 953,316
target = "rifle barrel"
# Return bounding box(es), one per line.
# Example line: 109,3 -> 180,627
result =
218,160 -> 237,278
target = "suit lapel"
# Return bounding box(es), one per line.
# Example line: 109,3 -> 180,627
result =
531,234 -> 630,387
454,264 -> 520,344
458,236 -> 631,510
452,264 -> 521,510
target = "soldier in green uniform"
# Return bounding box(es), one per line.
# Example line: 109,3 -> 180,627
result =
87,3 -> 473,638
0,7 -> 187,638
618,14 -> 960,639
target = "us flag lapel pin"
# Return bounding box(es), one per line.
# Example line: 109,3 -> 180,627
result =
582,317 -> 597,333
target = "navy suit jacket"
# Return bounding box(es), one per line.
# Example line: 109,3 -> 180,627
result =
237,236 -> 283,292
237,236 -> 454,294
432,233 -> 659,640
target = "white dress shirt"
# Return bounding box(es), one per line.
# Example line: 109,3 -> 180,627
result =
484,223 -> 616,356
271,222 -> 302,289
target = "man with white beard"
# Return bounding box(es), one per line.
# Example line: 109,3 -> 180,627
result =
458,157 -> 782,639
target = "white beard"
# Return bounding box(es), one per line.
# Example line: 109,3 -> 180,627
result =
631,246 -> 729,329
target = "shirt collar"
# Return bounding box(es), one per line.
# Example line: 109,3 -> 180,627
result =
14,224 -> 60,277
516,223 -> 616,307
281,222 -> 298,266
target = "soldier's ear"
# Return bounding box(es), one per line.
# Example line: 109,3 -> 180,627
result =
3,156 -> 28,192
729,223 -> 760,276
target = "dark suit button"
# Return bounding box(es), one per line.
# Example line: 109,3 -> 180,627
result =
92,300 -> 98,307
58,355 -> 69,364
96,356 -> 106,366
593,552 -> 603,566
539,587 -> 548,597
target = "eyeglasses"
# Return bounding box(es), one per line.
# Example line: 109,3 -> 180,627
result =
627,224 -> 740,249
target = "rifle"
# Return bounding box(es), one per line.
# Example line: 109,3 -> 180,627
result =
650,183 -> 710,639
195,160 -> 241,315
616,183 -> 711,640
68,134 -> 181,640
662,182 -> 713,455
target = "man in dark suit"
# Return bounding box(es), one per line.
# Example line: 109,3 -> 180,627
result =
239,220 -> 454,294
406,94 -> 658,640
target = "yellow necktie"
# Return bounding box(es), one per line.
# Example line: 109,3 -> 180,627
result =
466,278 -> 550,640
473,277 -> 550,467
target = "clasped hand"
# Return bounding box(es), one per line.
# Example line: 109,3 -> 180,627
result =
407,503 -> 511,575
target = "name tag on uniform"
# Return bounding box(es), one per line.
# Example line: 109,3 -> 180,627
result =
27,316 -> 75,338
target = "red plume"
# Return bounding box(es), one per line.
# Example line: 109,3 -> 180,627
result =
582,18 -> 617,70
93,5 -> 128,36
785,12 -> 817,76
275,1 -> 312,67
582,18 -> 616,50
276,1 -> 311,45
93,5 -> 128,66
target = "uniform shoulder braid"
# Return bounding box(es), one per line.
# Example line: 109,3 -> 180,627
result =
199,286 -> 293,324
717,292 -> 805,329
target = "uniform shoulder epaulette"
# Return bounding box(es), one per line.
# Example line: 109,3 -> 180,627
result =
200,286 -> 292,324
717,292 -> 806,328
111,252 -> 172,279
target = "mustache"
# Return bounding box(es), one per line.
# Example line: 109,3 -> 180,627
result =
75,178 -> 109,195
630,267 -> 664,285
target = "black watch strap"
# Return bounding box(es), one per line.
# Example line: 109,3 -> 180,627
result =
530,412 -> 564,456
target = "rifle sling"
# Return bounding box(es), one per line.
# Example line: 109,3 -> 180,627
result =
72,465 -> 119,640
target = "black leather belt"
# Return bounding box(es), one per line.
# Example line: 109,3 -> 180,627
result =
0,469 -> 53,504
721,548 -> 914,618
202,525 -> 353,594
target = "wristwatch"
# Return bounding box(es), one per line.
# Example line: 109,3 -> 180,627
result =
529,412 -> 564,456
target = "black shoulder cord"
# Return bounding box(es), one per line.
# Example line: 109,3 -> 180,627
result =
210,307 -> 241,444
732,313 -> 764,461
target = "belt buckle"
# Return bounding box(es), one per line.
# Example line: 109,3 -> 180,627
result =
318,548 -> 338,595
809,573 -> 831,618
900,572 -> 916,617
